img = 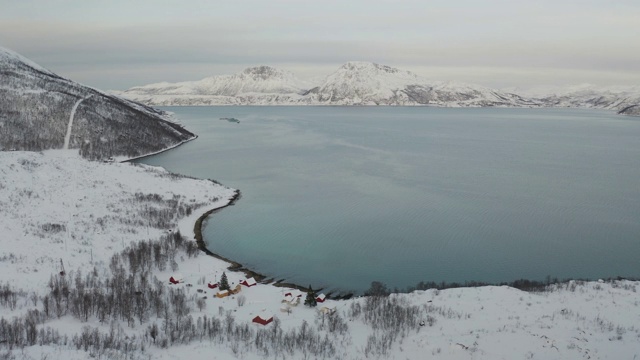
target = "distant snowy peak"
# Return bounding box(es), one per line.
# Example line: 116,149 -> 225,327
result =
218,65 -> 310,94
125,65 -> 310,97
336,61 -> 420,78
241,65 -> 288,80
303,61 -> 537,106
0,46 -> 58,77
122,61 -> 539,107
300,64 -> 397,104
305,61 -> 423,104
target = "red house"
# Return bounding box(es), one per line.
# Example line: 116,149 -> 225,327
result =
316,293 -> 326,303
169,274 -> 183,284
241,277 -> 257,287
207,282 -> 218,289
252,315 -> 273,326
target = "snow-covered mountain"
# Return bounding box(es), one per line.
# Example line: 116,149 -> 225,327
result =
127,65 -> 310,96
121,65 -> 310,106
0,46 -> 195,160
120,62 -> 540,107
301,61 -> 423,105
535,84 -> 640,112
301,61 -> 539,106
1,48 -> 639,359
121,63 -> 640,112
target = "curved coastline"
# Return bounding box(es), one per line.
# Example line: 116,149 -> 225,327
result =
129,118 -> 639,299
193,194 -> 638,297
125,132 -> 337,296
193,189 -> 337,296
192,189 -> 246,271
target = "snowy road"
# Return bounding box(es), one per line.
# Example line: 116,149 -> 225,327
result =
63,94 -> 92,149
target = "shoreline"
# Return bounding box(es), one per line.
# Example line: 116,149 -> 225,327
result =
117,102 -> 640,117
192,192 -> 638,297
138,108 -> 638,298
119,128 -> 337,296
121,134 -> 198,163
192,189 -> 335,296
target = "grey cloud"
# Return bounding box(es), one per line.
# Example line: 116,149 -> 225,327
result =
2,9 -> 640,91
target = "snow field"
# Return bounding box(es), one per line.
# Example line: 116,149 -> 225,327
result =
0,150 -> 235,293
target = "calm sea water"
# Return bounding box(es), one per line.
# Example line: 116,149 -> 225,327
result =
135,107 -> 640,293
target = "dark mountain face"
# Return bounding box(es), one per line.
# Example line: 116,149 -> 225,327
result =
619,105 -> 640,116
242,66 -> 284,80
0,47 -> 195,160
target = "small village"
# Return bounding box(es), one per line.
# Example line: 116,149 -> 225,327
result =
168,272 -> 333,327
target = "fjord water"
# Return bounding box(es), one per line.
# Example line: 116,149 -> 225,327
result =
136,107 -> 640,293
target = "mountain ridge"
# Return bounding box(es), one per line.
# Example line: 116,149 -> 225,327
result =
127,65 -> 311,97
118,61 -> 541,107
101,59 -> 640,114
534,85 -> 640,112
0,46 -> 196,160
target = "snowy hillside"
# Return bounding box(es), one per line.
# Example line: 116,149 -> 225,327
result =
0,46 -> 195,159
0,151 -> 236,292
121,66 -> 309,106
127,66 -> 310,96
120,63 -> 640,112
301,61 -> 423,105
301,62 -> 539,107
119,62 -> 540,107
0,151 -> 638,359
536,84 -> 640,111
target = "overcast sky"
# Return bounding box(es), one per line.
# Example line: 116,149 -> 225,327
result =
1,0 -> 639,90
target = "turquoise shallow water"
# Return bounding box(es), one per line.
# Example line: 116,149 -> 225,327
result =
135,107 -> 640,293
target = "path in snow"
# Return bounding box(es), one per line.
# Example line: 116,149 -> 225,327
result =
63,94 -> 92,150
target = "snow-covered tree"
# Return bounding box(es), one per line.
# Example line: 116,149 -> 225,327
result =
304,285 -> 317,307
219,272 -> 230,291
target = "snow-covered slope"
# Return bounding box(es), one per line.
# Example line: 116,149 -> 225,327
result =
537,84 -> 640,111
121,63 -> 640,111
302,61 -> 423,105
0,150 -> 236,293
128,66 -> 310,96
302,61 -> 539,107
121,65 -> 310,106
0,46 -> 59,77
0,46 -> 195,159
120,62 -> 540,107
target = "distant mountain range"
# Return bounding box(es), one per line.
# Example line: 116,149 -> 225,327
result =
534,84 -> 640,113
117,62 -> 539,107
0,46 -> 195,160
117,62 -> 640,115
2,44 -> 638,140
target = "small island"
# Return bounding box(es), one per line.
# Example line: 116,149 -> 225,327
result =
220,117 -> 240,123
